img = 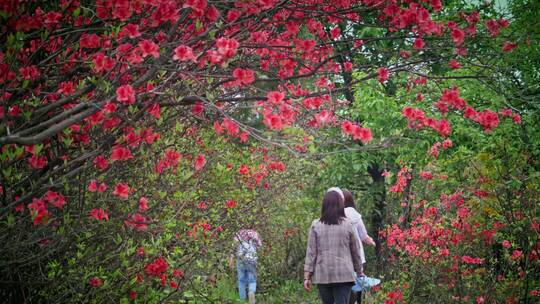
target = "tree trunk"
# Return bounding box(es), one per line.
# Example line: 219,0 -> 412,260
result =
367,162 -> 386,275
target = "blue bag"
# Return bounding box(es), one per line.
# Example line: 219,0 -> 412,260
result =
352,275 -> 381,292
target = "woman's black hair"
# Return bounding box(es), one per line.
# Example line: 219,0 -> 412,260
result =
320,191 -> 345,225
342,189 -> 356,209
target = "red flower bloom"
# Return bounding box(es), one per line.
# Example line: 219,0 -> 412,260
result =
442,139 -> 453,149
419,171 -> 433,180
461,255 -> 483,264
330,27 -> 341,39
378,67 -> 389,83
148,103 -> 161,119
93,155 -> 109,170
173,45 -> 197,62
238,164 -> 250,175
120,24 -> 141,39
28,198 -> 50,225
413,37 -> 425,50
191,102 -> 205,116
116,84 -> 136,105
183,0 -> 207,13
263,113 -> 284,130
343,61 -> 353,72
57,81 -> 75,95
113,183 -> 130,199
451,28 -> 465,45
194,154 -> 206,171
139,197 -> 149,212
110,145 -> 133,161
215,37 -> 239,58
206,5 -> 219,21
269,161 -> 286,171
474,109 -> 499,132
267,91 -> 285,104
232,68 -> 255,86
138,39 -> 160,58
173,269 -> 184,278
341,121 -> 355,135
15,204 -> 25,213
226,200 -> 237,208
92,52 -> 115,73
226,10 -> 241,22
239,132 -> 249,143
88,180 -> 107,193
89,208 -> 109,221
486,19 -> 501,37
222,118 -> 240,136
352,126 -> 373,144
80,34 -> 100,49
145,257 -> 169,277
512,114 -> 521,124
448,59 -> 461,69
125,213 -> 148,231
502,41 -> 517,53
28,155 -> 47,169
19,65 -> 40,81
43,191 -> 66,209
315,110 -> 335,126
89,277 -> 103,287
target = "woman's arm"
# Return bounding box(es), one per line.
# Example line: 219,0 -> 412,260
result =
357,217 -> 376,246
349,224 -> 364,276
303,224 -> 317,291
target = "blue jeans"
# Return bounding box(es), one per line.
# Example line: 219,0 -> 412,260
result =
237,260 -> 257,300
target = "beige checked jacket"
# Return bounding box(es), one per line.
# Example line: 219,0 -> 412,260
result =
304,219 -> 363,284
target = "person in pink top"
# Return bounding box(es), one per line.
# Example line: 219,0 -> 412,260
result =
229,228 -> 262,304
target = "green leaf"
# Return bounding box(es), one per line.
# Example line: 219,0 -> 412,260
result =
72,7 -> 81,18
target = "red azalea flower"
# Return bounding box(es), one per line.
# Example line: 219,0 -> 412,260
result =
43,191 -> 66,209
116,84 -> 136,105
238,164 -> 249,175
226,200 -> 237,208
378,67 -> 389,83
139,197 -> 149,212
93,155 -> 109,170
191,102 -> 205,116
144,257 -> 169,277
173,45 -> 197,62
28,155 -> 47,169
138,39 -> 160,58
232,68 -> 255,86
267,91 -> 285,104
89,208 -> 109,221
113,183 -> 130,199
110,146 -> 133,161
194,154 -> 206,171
89,277 -> 103,287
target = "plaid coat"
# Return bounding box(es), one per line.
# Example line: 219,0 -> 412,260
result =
304,219 -> 363,284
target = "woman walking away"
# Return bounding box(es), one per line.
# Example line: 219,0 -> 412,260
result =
304,187 -> 363,304
342,189 -> 376,304
230,228 -> 262,304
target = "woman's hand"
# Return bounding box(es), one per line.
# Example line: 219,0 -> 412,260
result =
303,279 -> 312,292
365,236 -> 376,247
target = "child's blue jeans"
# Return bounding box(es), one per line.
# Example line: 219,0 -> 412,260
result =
237,260 -> 257,300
